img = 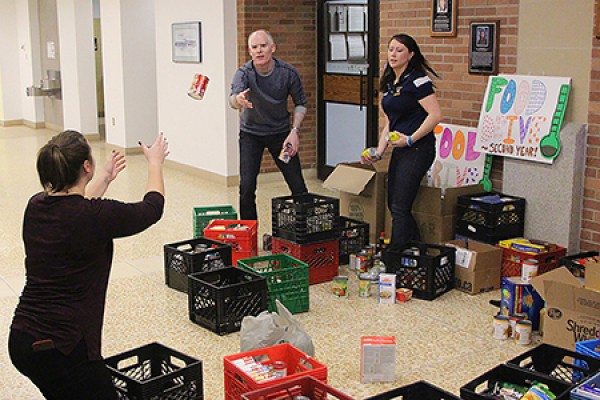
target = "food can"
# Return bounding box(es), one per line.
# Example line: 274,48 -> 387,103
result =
387,131 -> 400,142
493,314 -> 510,340
508,314 -> 527,337
278,143 -> 292,164
357,250 -> 370,273
332,276 -> 348,298
521,259 -> 539,283
358,278 -> 371,297
514,320 -> 533,345
271,361 -> 287,378
188,73 -> 210,100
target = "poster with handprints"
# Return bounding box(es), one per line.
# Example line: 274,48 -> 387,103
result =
426,124 -> 487,188
475,74 -> 571,164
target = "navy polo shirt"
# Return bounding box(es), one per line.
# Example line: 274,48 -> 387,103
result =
382,70 -> 435,145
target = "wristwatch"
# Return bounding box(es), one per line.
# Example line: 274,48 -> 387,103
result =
292,126 -> 300,132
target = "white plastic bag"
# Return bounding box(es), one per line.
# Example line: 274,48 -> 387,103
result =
240,299 -> 315,356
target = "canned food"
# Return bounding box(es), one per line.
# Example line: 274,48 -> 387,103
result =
521,259 -> 539,283
271,361 -> 287,378
387,131 -> 400,142
508,314 -> 527,337
358,278 -> 371,297
357,251 -> 370,273
493,314 -> 510,340
188,73 -> 210,100
332,276 -> 348,298
514,320 -> 533,345
278,143 -> 292,164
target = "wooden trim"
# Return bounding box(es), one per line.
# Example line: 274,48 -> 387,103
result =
323,74 -> 361,104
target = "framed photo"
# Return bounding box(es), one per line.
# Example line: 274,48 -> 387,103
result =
172,22 -> 202,63
469,21 -> 499,74
431,0 -> 457,37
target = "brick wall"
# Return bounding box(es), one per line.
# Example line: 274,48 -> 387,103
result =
236,0 -> 317,173
583,29 -> 600,250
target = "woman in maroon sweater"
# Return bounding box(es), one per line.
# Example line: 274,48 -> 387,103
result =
9,130 -> 169,399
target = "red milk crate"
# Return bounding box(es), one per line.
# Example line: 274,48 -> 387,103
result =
271,237 -> 339,285
498,242 -> 566,278
204,220 -> 258,264
241,376 -> 352,400
224,343 -> 328,400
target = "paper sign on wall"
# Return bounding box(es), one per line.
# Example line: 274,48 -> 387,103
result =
426,123 -> 487,188
475,74 -> 571,164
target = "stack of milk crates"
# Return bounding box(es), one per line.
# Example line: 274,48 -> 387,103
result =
270,193 -> 341,286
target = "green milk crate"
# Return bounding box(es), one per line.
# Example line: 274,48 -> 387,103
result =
193,205 -> 237,238
238,254 -> 309,314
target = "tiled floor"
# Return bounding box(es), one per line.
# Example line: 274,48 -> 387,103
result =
0,125 -> 536,399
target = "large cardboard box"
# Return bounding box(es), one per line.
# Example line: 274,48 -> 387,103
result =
531,267 -> 600,350
445,239 -> 503,294
324,162 -> 388,243
587,260 -> 600,291
384,184 -> 483,244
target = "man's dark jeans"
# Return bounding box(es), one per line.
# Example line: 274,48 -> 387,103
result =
239,131 -> 307,220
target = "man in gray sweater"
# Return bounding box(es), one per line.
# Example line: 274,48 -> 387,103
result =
230,29 -> 308,220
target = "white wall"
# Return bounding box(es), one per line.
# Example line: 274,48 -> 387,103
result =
154,0 -> 239,177
0,0 -> 22,122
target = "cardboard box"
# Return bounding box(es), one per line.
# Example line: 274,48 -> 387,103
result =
324,162 -> 388,243
412,184 -> 484,216
378,273 -> 396,304
446,239 -> 503,294
531,267 -> 600,350
587,260 -> 600,292
360,336 -> 396,384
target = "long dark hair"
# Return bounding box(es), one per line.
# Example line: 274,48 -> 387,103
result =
37,130 -> 91,193
379,33 -> 439,93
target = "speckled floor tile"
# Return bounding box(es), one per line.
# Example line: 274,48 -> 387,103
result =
0,126 -> 545,400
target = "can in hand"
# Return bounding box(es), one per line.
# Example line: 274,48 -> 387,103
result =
188,73 -> 210,100
278,143 -> 292,164
387,131 -> 400,141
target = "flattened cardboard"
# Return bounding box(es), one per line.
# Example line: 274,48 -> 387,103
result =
446,239 -> 503,294
531,267 -> 600,350
324,162 -> 389,243
412,184 -> 483,216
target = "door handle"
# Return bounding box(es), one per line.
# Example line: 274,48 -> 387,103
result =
359,70 -> 365,110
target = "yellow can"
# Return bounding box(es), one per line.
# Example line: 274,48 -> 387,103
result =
387,131 -> 400,141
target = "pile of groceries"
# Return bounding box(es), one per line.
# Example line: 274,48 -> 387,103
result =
497,238 -> 560,254
488,381 -> 558,400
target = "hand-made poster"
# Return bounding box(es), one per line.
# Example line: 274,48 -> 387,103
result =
475,74 -> 571,164
426,123 -> 489,188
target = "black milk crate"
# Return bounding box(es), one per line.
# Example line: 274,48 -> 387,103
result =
106,342 -> 203,400
506,343 -> 600,386
456,191 -> 525,244
559,251 -> 599,278
460,364 -> 573,400
385,242 -> 455,301
339,216 -> 369,265
164,237 -> 232,293
272,193 -> 340,244
365,380 -> 461,400
188,266 -> 267,335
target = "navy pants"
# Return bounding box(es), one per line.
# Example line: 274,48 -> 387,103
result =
239,131 -> 307,220
385,142 -> 435,257
8,329 -> 118,400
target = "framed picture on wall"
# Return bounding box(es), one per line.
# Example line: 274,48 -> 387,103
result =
469,21 -> 499,74
172,22 -> 202,63
431,0 -> 457,37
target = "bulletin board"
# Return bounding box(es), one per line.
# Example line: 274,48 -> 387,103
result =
475,74 -> 571,164
426,123 -> 488,188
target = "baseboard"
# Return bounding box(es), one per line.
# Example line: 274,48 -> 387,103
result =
0,119 -> 23,127
23,120 -> 46,129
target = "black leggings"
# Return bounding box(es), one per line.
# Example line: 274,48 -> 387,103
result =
8,329 -> 118,400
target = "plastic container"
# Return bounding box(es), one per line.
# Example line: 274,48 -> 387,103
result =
365,380 -> 461,400
271,193 -> 339,244
105,342 -> 203,400
506,343 -> 600,385
499,243 -> 566,278
193,205 -> 237,238
223,343 -> 327,400
385,241 -> 455,300
460,364 -> 572,400
238,254 -> 310,314
241,375 -> 352,400
188,267 -> 267,335
271,237 -> 339,285
163,237 -> 232,293
338,216 -> 370,265
203,220 -> 258,264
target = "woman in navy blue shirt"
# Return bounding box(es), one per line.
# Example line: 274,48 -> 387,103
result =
361,33 -> 442,260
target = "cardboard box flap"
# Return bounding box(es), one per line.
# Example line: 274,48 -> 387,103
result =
545,280 -> 600,314
323,164 -> 376,195
531,266 -> 583,299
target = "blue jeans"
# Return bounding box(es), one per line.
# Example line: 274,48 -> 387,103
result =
239,131 -> 307,220
385,140 -> 436,256
8,329 -> 118,400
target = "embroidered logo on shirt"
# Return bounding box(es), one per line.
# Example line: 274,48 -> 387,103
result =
414,76 -> 432,88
